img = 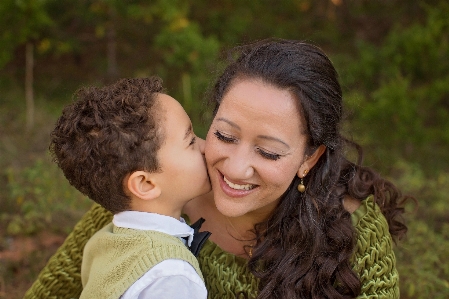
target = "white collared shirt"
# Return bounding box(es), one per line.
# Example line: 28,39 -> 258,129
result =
113,211 -> 207,299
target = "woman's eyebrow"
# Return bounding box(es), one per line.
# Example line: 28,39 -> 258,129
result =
216,117 -> 240,130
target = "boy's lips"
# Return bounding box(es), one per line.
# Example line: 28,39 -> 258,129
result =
216,170 -> 258,198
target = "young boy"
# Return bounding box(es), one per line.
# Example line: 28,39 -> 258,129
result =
49,77 -> 211,299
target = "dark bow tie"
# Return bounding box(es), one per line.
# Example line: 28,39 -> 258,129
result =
185,218 -> 211,257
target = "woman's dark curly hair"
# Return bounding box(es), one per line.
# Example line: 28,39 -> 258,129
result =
50,77 -> 165,214
210,39 -> 409,298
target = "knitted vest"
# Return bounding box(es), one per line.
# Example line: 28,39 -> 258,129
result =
80,223 -> 203,299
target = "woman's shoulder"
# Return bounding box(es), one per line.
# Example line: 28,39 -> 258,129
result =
343,196 -> 361,214
78,203 -> 113,232
347,195 -> 395,259
350,195 -> 388,231
23,203 -> 113,299
350,195 -> 400,298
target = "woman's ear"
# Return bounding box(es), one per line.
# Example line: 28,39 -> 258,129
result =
297,145 -> 326,177
126,171 -> 161,201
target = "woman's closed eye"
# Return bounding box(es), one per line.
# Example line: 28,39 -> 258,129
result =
256,147 -> 282,161
215,130 -> 282,161
214,130 -> 237,143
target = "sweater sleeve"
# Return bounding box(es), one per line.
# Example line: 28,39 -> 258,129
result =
351,195 -> 400,299
23,204 -> 112,299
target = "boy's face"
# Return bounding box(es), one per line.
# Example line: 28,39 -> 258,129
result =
154,94 -> 211,207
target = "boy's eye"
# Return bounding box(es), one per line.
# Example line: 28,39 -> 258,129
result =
256,147 -> 281,161
189,136 -> 196,146
214,131 -> 237,143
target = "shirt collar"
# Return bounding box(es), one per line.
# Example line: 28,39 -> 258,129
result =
113,211 -> 194,246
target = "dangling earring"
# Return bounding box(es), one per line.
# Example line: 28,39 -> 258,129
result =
297,169 -> 308,193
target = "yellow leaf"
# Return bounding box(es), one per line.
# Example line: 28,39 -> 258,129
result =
408,282 -> 415,296
38,39 -> 51,53
170,17 -> 189,31
96,25 -> 105,38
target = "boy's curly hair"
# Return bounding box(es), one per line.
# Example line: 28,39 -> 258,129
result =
50,77 -> 165,213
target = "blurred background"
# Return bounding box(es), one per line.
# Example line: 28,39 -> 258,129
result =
0,0 -> 448,298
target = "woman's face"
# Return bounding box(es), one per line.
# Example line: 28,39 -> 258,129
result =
205,78 -> 310,219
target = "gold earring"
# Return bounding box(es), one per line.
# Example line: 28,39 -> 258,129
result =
297,169 -> 308,193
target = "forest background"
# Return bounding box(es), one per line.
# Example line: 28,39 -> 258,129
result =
0,0 -> 448,298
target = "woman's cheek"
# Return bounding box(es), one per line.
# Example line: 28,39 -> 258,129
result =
204,139 -> 218,165
206,138 -> 231,167
266,162 -> 297,187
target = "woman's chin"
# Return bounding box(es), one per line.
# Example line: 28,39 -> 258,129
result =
213,195 -> 250,218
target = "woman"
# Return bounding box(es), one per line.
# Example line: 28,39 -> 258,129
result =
24,39 -> 407,298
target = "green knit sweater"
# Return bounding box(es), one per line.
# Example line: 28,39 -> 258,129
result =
80,223 -> 203,299
24,195 -> 399,299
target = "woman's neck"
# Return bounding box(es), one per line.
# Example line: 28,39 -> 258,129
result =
183,192 -> 270,258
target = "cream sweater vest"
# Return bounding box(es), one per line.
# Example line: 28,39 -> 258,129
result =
80,223 -> 202,299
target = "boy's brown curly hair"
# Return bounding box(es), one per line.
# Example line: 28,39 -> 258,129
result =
50,77 -> 165,213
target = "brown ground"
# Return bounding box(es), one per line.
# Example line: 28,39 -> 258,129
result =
0,231 -> 66,299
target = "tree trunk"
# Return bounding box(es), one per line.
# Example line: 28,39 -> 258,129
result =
106,7 -> 118,81
25,42 -> 34,131
182,72 -> 192,113
106,25 -> 118,80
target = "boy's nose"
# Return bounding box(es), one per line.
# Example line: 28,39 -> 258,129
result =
197,137 -> 206,154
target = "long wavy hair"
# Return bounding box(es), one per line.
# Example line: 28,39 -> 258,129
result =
210,39 -> 409,298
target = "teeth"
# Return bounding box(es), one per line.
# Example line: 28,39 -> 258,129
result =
223,176 -> 255,191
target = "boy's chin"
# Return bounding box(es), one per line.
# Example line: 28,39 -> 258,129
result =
193,189 -> 213,201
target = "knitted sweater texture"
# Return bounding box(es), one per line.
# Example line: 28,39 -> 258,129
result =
80,223 -> 202,299
24,195 -> 398,299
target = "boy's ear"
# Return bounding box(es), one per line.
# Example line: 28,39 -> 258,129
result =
126,171 -> 161,201
297,145 -> 326,177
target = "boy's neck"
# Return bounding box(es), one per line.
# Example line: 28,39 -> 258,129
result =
129,199 -> 183,220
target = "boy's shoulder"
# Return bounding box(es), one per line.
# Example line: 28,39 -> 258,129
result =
87,222 -> 185,248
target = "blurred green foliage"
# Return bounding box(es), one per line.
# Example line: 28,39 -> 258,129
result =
0,1 -> 448,298
340,2 -> 449,174
393,161 -> 449,298
3,158 -> 91,236
0,0 -> 53,68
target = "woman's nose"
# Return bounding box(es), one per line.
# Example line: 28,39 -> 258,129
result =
223,146 -> 254,179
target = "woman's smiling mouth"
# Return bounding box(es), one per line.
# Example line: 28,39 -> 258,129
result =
223,176 -> 256,191
214,170 -> 258,198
